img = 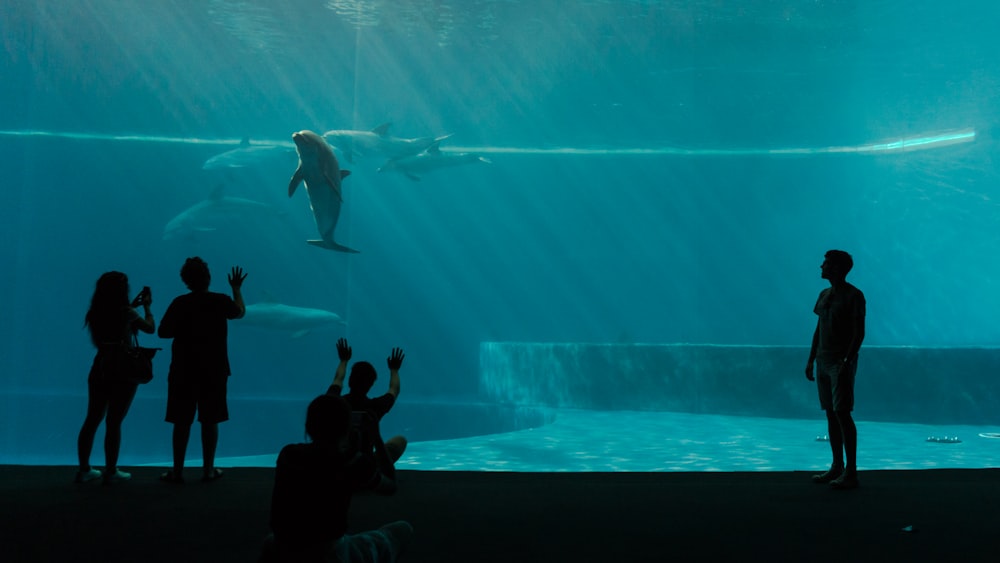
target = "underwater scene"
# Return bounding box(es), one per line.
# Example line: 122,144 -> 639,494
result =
2,0 -> 1000,470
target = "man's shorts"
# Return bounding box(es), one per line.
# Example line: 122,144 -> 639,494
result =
815,357 -> 856,412
165,376 -> 229,425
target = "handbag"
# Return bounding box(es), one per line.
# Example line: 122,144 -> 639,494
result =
101,333 -> 160,384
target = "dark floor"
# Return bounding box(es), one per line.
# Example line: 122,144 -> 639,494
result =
3,465 -> 999,562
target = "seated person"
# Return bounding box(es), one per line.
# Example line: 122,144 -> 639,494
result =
328,338 -> 407,463
263,393 -> 413,563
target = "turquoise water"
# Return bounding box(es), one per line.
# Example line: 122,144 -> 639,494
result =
225,409 -> 1000,471
2,1 -> 1000,469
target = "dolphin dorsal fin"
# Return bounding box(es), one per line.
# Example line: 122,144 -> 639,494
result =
341,170 -> 351,179
426,141 -> 442,154
240,136 -> 250,148
371,123 -> 392,137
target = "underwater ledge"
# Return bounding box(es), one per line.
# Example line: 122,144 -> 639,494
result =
479,343 -> 1000,426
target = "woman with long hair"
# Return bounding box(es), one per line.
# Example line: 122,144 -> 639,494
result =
77,271 -> 155,484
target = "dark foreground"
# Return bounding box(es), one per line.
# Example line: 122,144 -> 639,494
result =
3,466 -> 998,562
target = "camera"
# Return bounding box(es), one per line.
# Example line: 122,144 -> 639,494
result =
132,286 -> 151,307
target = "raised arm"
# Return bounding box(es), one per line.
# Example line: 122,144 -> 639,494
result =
329,337 -> 351,394
131,287 -> 155,334
386,347 -> 404,398
228,266 -> 247,319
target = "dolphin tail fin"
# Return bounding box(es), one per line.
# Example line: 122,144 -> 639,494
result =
307,239 -> 360,253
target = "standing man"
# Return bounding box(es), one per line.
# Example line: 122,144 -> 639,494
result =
158,257 -> 247,483
806,250 -> 865,490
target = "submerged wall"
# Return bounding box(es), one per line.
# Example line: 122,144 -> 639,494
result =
479,343 -> 1000,426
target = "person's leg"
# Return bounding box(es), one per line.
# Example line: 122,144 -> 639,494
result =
837,411 -> 857,473
103,383 -> 139,482
830,360 -> 859,489
163,378 -> 196,482
172,422 -> 192,476
335,522 -> 414,563
198,376 -> 228,481
378,521 -> 414,562
77,382 -> 109,480
825,410 -> 845,468
201,422 -> 218,478
385,435 -> 407,463
811,359 -> 844,483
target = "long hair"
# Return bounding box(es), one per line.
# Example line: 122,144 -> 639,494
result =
84,271 -> 130,347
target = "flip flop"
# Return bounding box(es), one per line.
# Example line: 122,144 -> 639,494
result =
202,468 -> 224,482
159,470 -> 185,484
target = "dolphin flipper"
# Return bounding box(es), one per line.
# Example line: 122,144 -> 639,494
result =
307,239 -> 360,253
288,167 -> 304,197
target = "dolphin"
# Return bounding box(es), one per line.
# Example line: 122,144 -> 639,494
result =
202,137 -> 296,170
323,123 -> 452,163
241,302 -> 347,338
163,186 -> 280,240
377,141 -> 491,181
288,130 -> 357,253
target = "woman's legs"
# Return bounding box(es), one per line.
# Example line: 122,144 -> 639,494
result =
77,383 -> 110,471
103,383 -> 138,472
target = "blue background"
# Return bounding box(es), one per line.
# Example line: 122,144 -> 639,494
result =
2,1 -> 1000,462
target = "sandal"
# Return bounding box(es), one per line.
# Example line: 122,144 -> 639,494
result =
159,470 -> 185,484
202,468 -> 224,482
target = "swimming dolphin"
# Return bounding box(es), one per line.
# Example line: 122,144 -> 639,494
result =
163,186 -> 280,240
377,141 -> 491,181
323,123 -> 452,163
202,137 -> 296,170
288,130 -> 357,253
241,302 -> 346,338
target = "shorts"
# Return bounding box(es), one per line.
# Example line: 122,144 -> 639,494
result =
165,375 -> 229,425
815,357 -> 856,412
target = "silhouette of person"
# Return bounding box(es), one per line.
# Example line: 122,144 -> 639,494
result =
157,257 -> 246,483
77,271 -> 155,484
262,393 -> 413,562
806,250 -> 866,490
328,338 -> 407,464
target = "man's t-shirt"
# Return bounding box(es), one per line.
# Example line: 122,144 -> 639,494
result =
328,384 -> 397,454
813,282 -> 866,361
158,291 -> 241,380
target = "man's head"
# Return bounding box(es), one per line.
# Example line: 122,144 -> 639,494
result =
821,250 -> 853,281
180,257 -> 211,291
305,394 -> 351,443
347,361 -> 377,395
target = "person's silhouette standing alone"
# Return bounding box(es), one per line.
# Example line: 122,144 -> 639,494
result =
805,250 -> 866,490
